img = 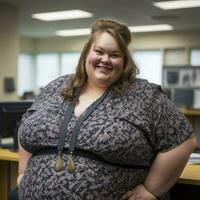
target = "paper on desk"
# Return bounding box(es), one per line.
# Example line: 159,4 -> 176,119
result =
0,137 -> 13,145
188,153 -> 200,164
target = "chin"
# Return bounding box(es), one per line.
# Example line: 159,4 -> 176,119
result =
99,78 -> 114,87
96,74 -> 109,82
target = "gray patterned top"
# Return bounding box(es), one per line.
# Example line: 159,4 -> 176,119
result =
18,75 -> 193,200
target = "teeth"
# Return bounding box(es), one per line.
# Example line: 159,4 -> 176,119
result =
98,66 -> 112,70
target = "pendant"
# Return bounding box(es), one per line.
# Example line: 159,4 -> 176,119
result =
54,151 -> 63,172
67,153 -> 75,173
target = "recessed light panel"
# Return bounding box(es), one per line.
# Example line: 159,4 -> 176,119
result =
32,9 -> 93,21
56,24 -> 173,37
129,24 -> 173,32
154,0 -> 200,10
56,28 -> 91,36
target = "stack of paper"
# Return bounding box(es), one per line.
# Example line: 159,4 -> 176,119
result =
188,153 -> 200,164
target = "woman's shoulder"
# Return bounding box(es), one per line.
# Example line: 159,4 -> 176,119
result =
42,74 -> 73,92
124,78 -> 169,108
129,77 -> 164,96
36,74 -> 73,101
48,74 -> 73,86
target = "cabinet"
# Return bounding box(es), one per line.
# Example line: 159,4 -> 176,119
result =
162,65 -> 200,150
163,65 -> 200,89
162,65 -> 200,109
0,149 -> 18,200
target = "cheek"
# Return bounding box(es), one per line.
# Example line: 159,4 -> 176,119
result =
112,59 -> 124,70
86,52 -> 100,67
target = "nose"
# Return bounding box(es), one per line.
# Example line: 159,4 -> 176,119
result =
101,54 -> 111,63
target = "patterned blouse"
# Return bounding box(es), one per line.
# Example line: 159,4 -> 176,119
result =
18,75 -> 193,200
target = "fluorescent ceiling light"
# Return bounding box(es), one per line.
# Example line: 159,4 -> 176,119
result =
128,24 -> 173,32
153,0 -> 200,10
56,24 -> 173,37
32,9 -> 93,21
56,28 -> 91,36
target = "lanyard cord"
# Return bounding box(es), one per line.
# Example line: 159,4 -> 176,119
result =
57,103 -> 74,152
57,87 -> 80,152
55,87 -> 112,172
69,88 -> 111,153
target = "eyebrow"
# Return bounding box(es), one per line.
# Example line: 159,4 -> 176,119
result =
94,45 -> 121,54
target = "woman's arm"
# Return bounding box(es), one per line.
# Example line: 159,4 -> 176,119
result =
17,143 -> 32,185
144,135 -> 197,196
121,135 -> 197,200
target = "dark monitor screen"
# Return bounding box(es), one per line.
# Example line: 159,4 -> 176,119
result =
167,71 -> 179,84
174,89 -> 194,108
0,101 -> 33,148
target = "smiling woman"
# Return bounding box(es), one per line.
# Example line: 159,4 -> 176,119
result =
17,18 -> 196,200
85,32 -> 124,89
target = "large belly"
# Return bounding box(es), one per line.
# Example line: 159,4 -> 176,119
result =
18,154 -> 148,200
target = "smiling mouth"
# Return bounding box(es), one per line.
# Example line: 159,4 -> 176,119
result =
96,65 -> 112,71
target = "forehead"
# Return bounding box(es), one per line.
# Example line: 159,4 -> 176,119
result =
92,32 -> 120,51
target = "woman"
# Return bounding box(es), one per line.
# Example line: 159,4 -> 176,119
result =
17,18 -> 197,200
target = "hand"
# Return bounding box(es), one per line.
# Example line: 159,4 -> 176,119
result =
120,184 -> 157,200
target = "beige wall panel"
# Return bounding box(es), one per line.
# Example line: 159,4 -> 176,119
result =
130,31 -> 200,49
31,31 -> 200,53
34,36 -> 89,52
20,37 -> 35,53
0,3 -> 19,100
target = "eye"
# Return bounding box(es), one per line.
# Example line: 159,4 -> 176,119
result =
110,54 -> 121,58
94,49 -> 103,55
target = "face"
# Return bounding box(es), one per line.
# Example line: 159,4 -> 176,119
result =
85,32 -> 124,88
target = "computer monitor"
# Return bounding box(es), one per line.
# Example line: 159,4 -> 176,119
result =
166,71 -> 179,84
0,101 -> 33,149
174,89 -> 194,108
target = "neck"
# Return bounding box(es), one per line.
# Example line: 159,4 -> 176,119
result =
84,80 -> 108,94
78,81 -> 108,104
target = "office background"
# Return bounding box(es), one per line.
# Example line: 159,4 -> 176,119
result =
0,1 -> 200,199
0,1 -> 200,148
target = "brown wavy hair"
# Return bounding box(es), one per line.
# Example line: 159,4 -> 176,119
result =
61,18 -> 138,100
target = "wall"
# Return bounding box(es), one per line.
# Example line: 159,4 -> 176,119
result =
0,3 -> 19,100
35,36 -> 89,52
130,31 -> 200,49
20,37 -> 35,53
20,30 -> 200,53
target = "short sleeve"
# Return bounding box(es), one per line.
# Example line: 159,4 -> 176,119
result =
19,75 -> 69,124
151,87 -> 194,152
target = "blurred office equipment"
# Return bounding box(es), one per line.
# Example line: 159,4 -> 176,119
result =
163,65 -> 200,109
21,91 -> 35,100
174,89 -> 194,108
0,101 -> 33,150
166,71 -> 179,84
4,77 -> 15,93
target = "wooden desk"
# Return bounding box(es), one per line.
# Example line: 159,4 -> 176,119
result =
178,164 -> 200,185
179,108 -> 200,125
0,149 -> 19,200
0,148 -> 19,161
180,108 -> 200,116
172,164 -> 200,199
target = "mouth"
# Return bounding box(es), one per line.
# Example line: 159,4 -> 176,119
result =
96,65 -> 112,72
